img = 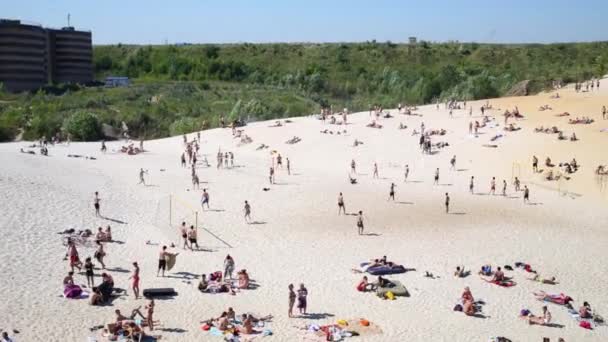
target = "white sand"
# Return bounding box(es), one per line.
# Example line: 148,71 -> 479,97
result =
1,82 -> 608,341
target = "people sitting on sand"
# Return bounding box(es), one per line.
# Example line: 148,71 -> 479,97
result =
286,136 -> 302,144
545,157 -> 554,167
596,165 -> 608,175
353,139 -> 363,147
539,105 -> 552,111
527,306 -> 552,326
504,124 -> 520,132
383,112 -> 393,118
461,286 -> 474,302
366,121 -> 383,129
555,112 -> 570,117
569,117 -> 594,124
198,274 -> 209,292
398,122 -> 407,130
579,302 -> 593,319
356,276 -> 375,292
454,266 -> 467,278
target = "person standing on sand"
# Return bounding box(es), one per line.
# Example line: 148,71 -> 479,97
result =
224,255 -> 235,279
288,284 -> 296,318
84,257 -> 95,288
269,167 -> 275,184
297,284 -> 308,315
445,193 -> 450,213
524,186 -> 530,204
192,173 -> 200,190
94,240 -> 106,269
66,239 -> 82,272
514,177 -> 521,192
188,226 -> 199,251
373,163 -> 379,179
388,183 -> 396,201
276,154 -> 283,169
157,246 -> 176,277
434,168 -> 440,185
532,155 -> 539,173
351,159 -> 356,174
129,262 -> 140,299
338,192 -> 346,215
602,106 -> 606,120
490,177 -> 496,195
286,158 -> 291,175
502,180 -> 507,196
94,191 -> 101,217
146,299 -> 155,331
450,155 -> 457,170
469,176 -> 475,194
404,164 -> 410,182
469,122 -> 473,134
181,153 -> 186,168
244,201 -> 252,223
201,189 -> 210,210
357,211 -> 364,235
138,168 -> 147,185
101,140 -> 107,153
180,222 -> 189,249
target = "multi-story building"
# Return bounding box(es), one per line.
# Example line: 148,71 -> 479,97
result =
0,19 -> 93,92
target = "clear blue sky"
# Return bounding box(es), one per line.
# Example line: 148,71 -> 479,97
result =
4,0 -> 607,45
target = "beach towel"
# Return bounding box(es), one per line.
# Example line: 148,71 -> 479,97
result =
484,279 -> 516,287
63,284 -> 83,298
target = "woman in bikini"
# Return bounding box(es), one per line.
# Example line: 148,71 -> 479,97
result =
129,262 -> 140,299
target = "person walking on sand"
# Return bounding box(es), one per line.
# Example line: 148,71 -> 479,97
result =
388,183 -> 396,201
469,176 -> 475,194
94,240 -> 106,269
434,168 -> 440,185
244,201 -> 252,223
84,257 -> 95,288
532,155 -> 539,173
288,284 -> 296,318
179,222 -> 189,249
404,164 -> 410,182
357,211 -> 364,235
373,163 -> 379,179
490,177 -> 496,195
351,159 -> 356,174
129,262 -> 140,299
94,191 -> 101,217
450,155 -> 456,170
66,239 -> 82,272
286,157 -> 291,175
188,226 -> 200,251
523,186 -> 530,204
138,168 -> 147,185
269,166 -> 275,184
502,180 -> 507,196
201,189 -> 210,210
192,173 -> 200,190
445,193 -> 450,213
146,299 -> 155,331
603,105 -> 607,120
514,177 -> 521,192
276,154 -> 283,169
181,153 -> 186,168
297,283 -> 308,315
224,254 -> 235,279
101,140 -> 107,153
338,192 -> 346,215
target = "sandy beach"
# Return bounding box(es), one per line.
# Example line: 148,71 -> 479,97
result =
1,80 -> 608,341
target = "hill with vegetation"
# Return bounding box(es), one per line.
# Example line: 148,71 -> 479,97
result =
1,41 -> 607,141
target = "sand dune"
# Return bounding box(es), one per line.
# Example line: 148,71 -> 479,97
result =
1,81 -> 607,341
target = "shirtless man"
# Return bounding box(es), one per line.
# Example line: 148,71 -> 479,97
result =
179,222 -> 189,249
404,164 -> 409,182
138,168 -> 147,185
201,189 -> 210,210
373,163 -> 379,179
450,155 -> 456,170
502,180 -> 507,196
157,246 -> 175,277
523,186 -> 530,204
532,155 -> 539,173
388,183 -> 395,201
244,201 -> 252,223
357,211 -> 364,235
188,226 -> 199,250
338,192 -> 346,215
94,191 -> 101,217
434,168 -> 440,185
351,159 -> 356,174
469,176 -> 475,194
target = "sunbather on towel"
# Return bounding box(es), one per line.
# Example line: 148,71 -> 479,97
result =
528,306 -> 552,326
527,274 -> 557,285
533,291 -> 573,305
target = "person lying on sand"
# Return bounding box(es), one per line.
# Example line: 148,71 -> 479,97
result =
115,308 -> 146,323
237,269 -> 250,289
527,274 -> 558,285
533,291 -> 573,305
527,306 -> 552,326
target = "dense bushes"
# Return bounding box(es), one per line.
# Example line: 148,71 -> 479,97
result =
64,112 -> 102,141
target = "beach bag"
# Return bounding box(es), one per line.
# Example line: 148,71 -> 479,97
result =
579,321 -> 592,329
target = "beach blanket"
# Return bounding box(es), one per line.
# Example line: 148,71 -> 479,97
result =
484,279 -> 516,287
64,284 -> 83,298
376,280 -> 409,298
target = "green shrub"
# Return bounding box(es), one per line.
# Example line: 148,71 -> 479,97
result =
169,117 -> 201,136
64,112 -> 102,141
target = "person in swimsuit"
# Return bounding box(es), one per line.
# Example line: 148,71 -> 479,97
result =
201,189 -> 210,210
138,168 -> 147,185
297,283 -> 308,315
269,167 -> 275,184
351,159 -> 356,174
502,180 -> 507,196
373,163 -> 379,179
450,155 -> 456,170
445,193 -> 450,213
146,299 -> 155,331
469,176 -> 475,194
338,192 -> 346,215
244,201 -> 251,223
286,158 -> 291,175
404,164 -> 409,182
188,226 -> 199,250
388,183 -> 395,201
94,240 -> 106,269
288,284 -> 296,318
276,154 -> 283,168
157,246 -> 171,277
523,186 -> 530,203
129,262 -> 140,299
489,177 -> 496,195
179,222 -> 189,249
224,255 -> 235,279
532,155 -> 538,173
357,211 -> 364,235
528,306 -> 551,326
434,168 -> 440,185
66,240 -> 82,272
94,192 -> 101,217
84,257 -> 95,288
514,177 -> 521,191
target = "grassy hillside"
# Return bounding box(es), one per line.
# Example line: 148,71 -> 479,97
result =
1,41 -> 607,141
